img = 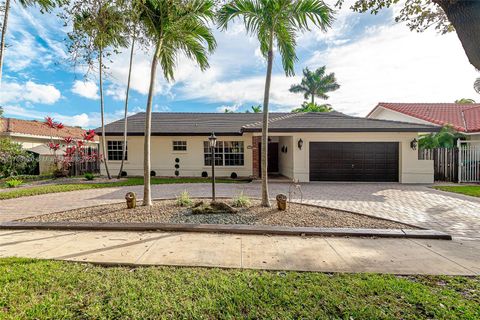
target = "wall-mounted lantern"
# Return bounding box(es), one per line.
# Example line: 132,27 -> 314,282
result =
297,139 -> 304,150
410,138 -> 417,150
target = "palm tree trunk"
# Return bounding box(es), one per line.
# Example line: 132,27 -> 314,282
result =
261,33 -> 274,207
143,43 -> 160,207
118,36 -> 135,179
99,51 -> 111,179
0,0 -> 11,87
311,94 -> 314,104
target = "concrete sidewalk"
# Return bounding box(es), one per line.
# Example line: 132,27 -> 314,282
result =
0,230 -> 478,275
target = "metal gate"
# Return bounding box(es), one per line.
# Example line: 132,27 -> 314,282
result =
458,141 -> 480,183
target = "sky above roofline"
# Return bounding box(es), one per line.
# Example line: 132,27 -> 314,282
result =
0,0 -> 479,129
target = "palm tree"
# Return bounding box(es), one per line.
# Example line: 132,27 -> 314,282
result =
289,66 -> 339,104
71,0 -> 128,180
0,0 -> 57,86
218,0 -> 333,207
251,105 -> 262,113
139,0 -> 216,206
293,101 -> 333,112
455,98 -> 476,104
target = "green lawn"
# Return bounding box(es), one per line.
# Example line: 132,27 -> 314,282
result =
434,185 -> 480,198
0,177 -> 245,200
0,258 -> 478,319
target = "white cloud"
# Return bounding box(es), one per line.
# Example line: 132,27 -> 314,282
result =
71,80 -> 100,100
216,104 -> 241,113
0,80 -> 61,104
306,23 -> 479,116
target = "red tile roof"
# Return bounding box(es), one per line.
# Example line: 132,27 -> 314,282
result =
370,103 -> 480,133
0,118 -> 96,140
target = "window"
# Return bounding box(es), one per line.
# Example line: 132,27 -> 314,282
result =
204,141 -> 244,166
173,141 -> 187,151
107,141 -> 127,161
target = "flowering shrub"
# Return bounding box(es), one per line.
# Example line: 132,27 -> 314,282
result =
0,138 -> 37,177
44,116 -> 99,177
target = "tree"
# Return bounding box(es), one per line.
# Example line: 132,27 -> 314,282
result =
0,138 -> 36,177
419,125 -> 465,149
455,98 -> 476,104
139,0 -> 216,206
250,105 -> 262,113
66,0 -> 128,180
218,0 -> 333,207
0,0 -> 59,86
335,0 -> 480,70
293,101 -> 333,113
289,66 -> 339,104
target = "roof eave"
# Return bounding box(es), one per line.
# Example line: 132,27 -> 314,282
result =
242,127 -> 440,133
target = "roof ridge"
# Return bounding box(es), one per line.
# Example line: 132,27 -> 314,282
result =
241,112 -> 301,129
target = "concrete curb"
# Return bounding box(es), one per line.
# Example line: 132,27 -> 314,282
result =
0,221 -> 452,240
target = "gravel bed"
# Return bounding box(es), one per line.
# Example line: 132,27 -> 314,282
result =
21,199 -> 417,229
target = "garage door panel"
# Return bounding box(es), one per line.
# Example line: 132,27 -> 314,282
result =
309,142 -> 399,182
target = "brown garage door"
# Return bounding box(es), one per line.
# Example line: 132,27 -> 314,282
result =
309,142 -> 399,182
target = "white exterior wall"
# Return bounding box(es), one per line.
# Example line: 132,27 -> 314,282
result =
101,134 -> 254,178
368,107 -> 437,126
278,136 -> 294,179
261,132 -> 434,184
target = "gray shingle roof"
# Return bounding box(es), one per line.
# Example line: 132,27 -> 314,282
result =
97,112 -> 439,136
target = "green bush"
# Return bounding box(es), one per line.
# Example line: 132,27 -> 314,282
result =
5,178 -> 23,188
232,191 -> 251,207
84,173 -> 95,181
0,138 -> 37,177
176,190 -> 193,207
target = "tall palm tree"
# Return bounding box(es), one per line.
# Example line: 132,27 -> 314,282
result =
0,0 -> 57,86
251,105 -> 262,113
289,66 -> 339,104
139,0 -> 216,206
71,0 -> 128,179
218,0 -> 333,207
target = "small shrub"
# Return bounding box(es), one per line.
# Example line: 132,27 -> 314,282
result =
84,173 -> 95,181
5,178 -> 23,188
176,190 -> 193,207
201,171 -> 208,178
230,172 -> 238,179
150,171 -> 156,177
232,191 -> 251,208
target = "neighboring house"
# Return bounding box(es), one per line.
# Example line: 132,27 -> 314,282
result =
97,112 -> 438,183
0,117 -> 99,174
367,103 -> 480,139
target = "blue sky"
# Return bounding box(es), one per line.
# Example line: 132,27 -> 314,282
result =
0,0 -> 478,128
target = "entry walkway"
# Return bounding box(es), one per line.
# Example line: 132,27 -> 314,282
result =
0,230 -> 478,275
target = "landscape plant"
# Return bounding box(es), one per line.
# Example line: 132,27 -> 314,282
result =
218,0 -> 334,207
232,191 -> 251,207
176,190 -> 193,207
293,101 -> 333,113
289,66 -> 340,105
44,116 -> 99,177
0,138 -> 36,177
4,178 -> 23,188
139,0 -> 217,206
418,125 -> 465,149
84,172 -> 95,180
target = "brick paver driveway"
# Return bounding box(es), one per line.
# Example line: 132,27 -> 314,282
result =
1,182 -> 479,240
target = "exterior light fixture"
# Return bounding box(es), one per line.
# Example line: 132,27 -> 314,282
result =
298,138 -> 304,150
208,132 -> 218,201
410,138 -> 418,150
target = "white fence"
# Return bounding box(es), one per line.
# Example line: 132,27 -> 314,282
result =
458,141 -> 480,183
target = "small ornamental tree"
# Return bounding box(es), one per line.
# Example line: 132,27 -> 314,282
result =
44,116 -> 99,176
0,138 -> 36,177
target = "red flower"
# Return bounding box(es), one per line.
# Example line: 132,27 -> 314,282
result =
64,146 -> 77,157
48,142 -> 60,151
44,116 -> 64,130
76,140 -> 85,148
82,129 -> 96,142
64,136 -> 73,145
56,123 -> 64,129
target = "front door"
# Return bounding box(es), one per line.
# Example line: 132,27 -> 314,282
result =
258,142 -> 279,177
